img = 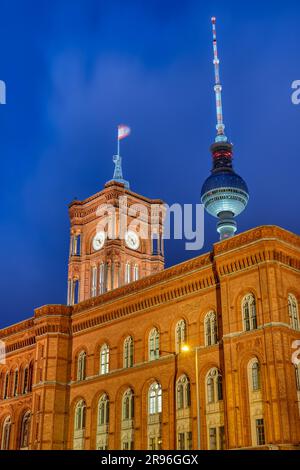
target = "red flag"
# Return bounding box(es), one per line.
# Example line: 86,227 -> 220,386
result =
118,124 -> 131,140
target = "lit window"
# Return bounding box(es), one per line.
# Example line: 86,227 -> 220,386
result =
206,368 -> 223,404
125,262 -> 131,284
242,294 -> 257,331
20,412 -> 31,449
207,377 -> 215,404
91,266 -> 97,297
176,375 -> 191,409
77,351 -> 86,381
98,394 -> 109,426
256,418 -> 265,446
100,344 -> 109,375
175,320 -> 186,353
1,416 -> 11,450
133,265 -> 139,281
148,382 -> 162,415
99,263 -> 105,294
252,361 -> 261,391
288,294 -> 299,330
209,427 -> 217,450
149,328 -> 160,361
75,400 -> 86,431
123,336 -> 134,368
205,311 -> 218,346
122,389 -> 134,420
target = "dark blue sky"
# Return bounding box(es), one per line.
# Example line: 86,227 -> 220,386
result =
1,0 -> 300,328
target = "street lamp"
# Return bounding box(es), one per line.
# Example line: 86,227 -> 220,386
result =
160,350 -> 178,450
181,344 -> 201,450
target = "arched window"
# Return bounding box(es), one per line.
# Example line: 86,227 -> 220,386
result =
1,416 -> 11,450
3,372 -> 9,399
91,265 -> 97,297
125,262 -> 131,284
13,369 -> 19,397
99,263 -> 105,294
98,394 -> 109,426
175,320 -> 186,352
75,400 -> 86,431
242,294 -> 257,331
122,389 -> 134,420
251,361 -> 261,391
207,377 -> 215,404
176,375 -> 191,409
124,337 -> 134,368
149,328 -> 160,361
288,294 -> 299,330
149,382 -> 162,415
77,351 -> 86,381
28,362 -> 33,393
295,364 -> 300,391
205,311 -> 218,346
206,368 -> 223,404
23,367 -> 29,394
20,411 -> 31,449
133,265 -> 139,281
100,344 -> 109,375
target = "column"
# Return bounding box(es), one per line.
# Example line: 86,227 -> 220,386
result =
110,261 -> 115,289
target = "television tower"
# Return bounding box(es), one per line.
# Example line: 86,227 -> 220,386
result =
201,17 -> 249,240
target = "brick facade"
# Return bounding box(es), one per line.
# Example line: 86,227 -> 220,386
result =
0,225 -> 300,450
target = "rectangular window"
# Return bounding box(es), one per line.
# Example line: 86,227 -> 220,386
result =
186,432 -> 193,450
209,427 -> 217,450
219,426 -> 225,450
256,418 -> 265,446
178,433 -> 185,450
149,437 -> 156,450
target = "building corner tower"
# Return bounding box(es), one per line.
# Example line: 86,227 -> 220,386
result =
201,17 -> 249,240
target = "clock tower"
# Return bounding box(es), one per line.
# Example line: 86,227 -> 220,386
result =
67,158 -> 165,305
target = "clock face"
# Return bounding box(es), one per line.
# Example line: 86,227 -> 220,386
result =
92,231 -> 106,251
125,230 -> 140,250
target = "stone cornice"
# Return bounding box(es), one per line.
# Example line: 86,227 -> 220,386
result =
34,304 -> 72,319
72,252 -> 212,315
214,225 -> 300,256
0,318 -> 34,340
69,182 -> 164,214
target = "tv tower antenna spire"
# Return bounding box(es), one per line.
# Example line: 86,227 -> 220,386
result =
211,17 -> 227,143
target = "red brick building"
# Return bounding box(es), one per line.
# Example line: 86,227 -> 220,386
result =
0,179 -> 299,450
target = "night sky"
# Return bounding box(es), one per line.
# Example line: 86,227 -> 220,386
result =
1,0 -> 300,329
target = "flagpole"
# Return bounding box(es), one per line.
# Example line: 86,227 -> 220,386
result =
117,131 -> 120,156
